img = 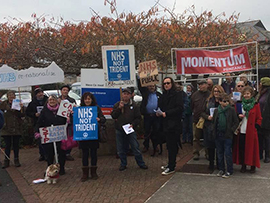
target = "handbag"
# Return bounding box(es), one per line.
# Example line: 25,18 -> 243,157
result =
196,117 -> 205,129
234,120 -> 243,135
61,136 -> 78,150
98,124 -> 108,143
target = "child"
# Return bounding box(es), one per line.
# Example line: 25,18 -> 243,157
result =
213,93 -> 239,178
233,86 -> 262,173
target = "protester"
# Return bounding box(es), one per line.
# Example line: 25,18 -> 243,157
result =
0,91 -> 25,168
233,86 -> 262,173
207,79 -> 214,92
256,77 -> 270,163
221,73 -> 236,94
201,85 -> 225,170
234,81 -> 245,93
26,88 -> 48,161
213,93 -> 239,178
111,87 -> 148,171
182,84 -> 194,144
239,73 -> 252,87
35,95 -> 67,175
157,77 -> 183,175
138,79 -> 162,156
79,92 -> 106,182
191,80 -> 211,160
59,85 -> 76,161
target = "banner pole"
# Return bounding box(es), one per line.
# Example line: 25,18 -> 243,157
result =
51,124 -> 59,164
53,142 -> 58,164
255,41 -> 259,91
119,87 -> 123,113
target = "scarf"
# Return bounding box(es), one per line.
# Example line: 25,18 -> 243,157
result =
47,103 -> 59,114
242,97 -> 255,118
217,105 -> 230,132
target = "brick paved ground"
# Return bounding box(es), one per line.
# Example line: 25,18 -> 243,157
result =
5,143 -> 193,203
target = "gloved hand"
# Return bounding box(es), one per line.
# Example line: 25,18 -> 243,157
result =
255,124 -> 261,131
34,132 -> 41,139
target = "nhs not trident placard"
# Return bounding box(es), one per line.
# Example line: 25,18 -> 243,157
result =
73,106 -> 98,141
102,45 -> 136,88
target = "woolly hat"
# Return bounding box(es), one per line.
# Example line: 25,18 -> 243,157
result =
34,88 -> 43,95
260,77 -> 270,86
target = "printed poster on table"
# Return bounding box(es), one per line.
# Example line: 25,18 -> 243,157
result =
39,124 -> 67,144
176,46 -> 252,75
138,60 -> 159,87
57,100 -> 74,118
73,106 -> 98,141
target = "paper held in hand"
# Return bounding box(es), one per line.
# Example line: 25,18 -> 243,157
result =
122,124 -> 135,135
154,107 -> 163,116
11,99 -> 21,111
210,108 -> 216,117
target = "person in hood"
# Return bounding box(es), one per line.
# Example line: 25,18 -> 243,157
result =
26,88 -> 48,161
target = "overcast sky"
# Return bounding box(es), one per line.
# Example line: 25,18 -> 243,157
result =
0,0 -> 269,30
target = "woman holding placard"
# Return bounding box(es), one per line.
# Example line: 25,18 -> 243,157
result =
35,95 -> 67,175
201,85 -> 225,170
79,92 -> 106,182
0,90 -> 25,168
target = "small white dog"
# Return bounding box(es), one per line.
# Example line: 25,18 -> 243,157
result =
45,163 -> 60,184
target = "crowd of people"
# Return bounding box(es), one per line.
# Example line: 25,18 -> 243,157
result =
0,73 -> 270,182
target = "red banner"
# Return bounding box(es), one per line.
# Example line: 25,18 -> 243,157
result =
176,46 -> 252,75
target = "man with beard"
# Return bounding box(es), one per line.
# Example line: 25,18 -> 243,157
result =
26,88 -> 48,161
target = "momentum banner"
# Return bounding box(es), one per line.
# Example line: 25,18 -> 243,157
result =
176,46 -> 252,74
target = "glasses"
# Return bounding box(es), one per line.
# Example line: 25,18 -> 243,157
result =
214,90 -> 221,93
163,82 -> 171,85
237,85 -> 244,87
222,100 -> 229,103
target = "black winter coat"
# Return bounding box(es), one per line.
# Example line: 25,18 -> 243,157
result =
26,95 -> 48,126
158,89 -> 183,132
79,106 -> 106,149
260,88 -> 270,130
35,105 -> 67,131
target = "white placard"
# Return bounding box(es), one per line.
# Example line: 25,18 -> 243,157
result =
57,100 -> 74,118
39,124 -> 67,144
11,99 -> 21,111
122,124 -> 135,135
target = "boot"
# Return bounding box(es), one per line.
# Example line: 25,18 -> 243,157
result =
264,151 -> 270,163
14,158 -> 21,167
90,166 -> 98,180
250,166 -> 256,173
81,166 -> 89,182
2,159 -> 10,169
240,165 -> 246,173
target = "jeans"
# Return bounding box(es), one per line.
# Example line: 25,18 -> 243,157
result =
143,114 -> 160,149
3,135 -> 21,159
116,130 -> 145,167
182,114 -> 193,142
215,137 -> 233,174
82,148 -> 97,166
